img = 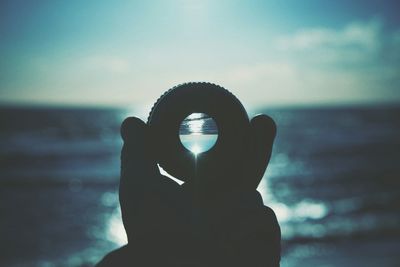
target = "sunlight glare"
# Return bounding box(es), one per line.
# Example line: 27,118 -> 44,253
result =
191,144 -> 202,155
106,207 -> 127,246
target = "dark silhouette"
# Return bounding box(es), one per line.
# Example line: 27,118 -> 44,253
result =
96,114 -> 281,266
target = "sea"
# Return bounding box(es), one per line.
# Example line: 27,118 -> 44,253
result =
0,105 -> 399,267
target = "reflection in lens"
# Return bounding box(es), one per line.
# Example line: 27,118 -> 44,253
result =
179,113 -> 218,155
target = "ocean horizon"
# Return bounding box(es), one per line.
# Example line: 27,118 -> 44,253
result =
0,104 -> 399,266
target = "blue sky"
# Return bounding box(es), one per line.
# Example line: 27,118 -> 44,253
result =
1,0 -> 399,107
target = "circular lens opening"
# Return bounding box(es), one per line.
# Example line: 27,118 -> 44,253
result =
179,113 -> 218,155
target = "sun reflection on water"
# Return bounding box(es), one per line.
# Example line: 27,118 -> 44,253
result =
257,154 -> 330,240
105,203 -> 127,246
259,178 -> 329,220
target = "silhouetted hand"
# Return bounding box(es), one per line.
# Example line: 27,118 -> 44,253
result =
96,115 -> 280,267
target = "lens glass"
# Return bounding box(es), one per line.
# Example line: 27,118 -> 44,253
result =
179,113 -> 218,155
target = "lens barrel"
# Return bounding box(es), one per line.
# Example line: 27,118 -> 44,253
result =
147,82 -> 250,182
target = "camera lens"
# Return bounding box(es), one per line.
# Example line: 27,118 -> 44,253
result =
147,82 -> 249,181
179,113 -> 218,155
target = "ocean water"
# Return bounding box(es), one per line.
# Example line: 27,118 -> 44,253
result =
0,106 -> 399,266
179,112 -> 218,154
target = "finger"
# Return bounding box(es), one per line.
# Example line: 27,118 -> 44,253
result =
121,116 -> 147,143
119,117 -> 187,241
120,117 -> 161,238
245,114 -> 277,189
262,206 -> 281,266
120,117 -> 159,176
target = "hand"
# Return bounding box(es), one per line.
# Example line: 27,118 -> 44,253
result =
96,115 -> 281,267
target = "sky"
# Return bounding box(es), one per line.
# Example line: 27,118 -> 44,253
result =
1,0 -> 399,108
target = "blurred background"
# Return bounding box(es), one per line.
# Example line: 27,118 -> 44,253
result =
1,0 -> 399,266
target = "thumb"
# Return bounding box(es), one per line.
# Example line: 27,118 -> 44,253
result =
119,117 -> 161,240
244,114 -> 277,189
120,117 -> 160,178
120,115 -> 162,190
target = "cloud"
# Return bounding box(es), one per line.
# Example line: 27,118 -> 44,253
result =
276,19 -> 381,52
274,18 -> 388,66
216,18 -> 400,106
